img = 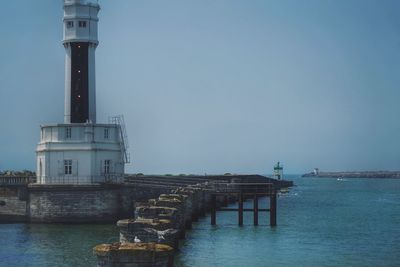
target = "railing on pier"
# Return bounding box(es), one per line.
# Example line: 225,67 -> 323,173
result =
0,176 -> 35,185
210,182 -> 277,227
212,182 -> 275,195
124,175 -> 231,188
35,175 -> 123,185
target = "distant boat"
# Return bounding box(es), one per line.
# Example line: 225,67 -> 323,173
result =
279,188 -> 290,194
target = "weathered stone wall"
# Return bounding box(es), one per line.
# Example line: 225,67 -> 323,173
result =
28,184 -> 122,223
117,185 -> 136,219
0,183 -> 174,223
0,187 -> 28,222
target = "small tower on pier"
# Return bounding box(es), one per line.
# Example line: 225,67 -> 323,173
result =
273,162 -> 283,180
36,0 -> 129,185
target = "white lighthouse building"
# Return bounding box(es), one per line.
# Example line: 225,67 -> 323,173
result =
36,0 -> 129,185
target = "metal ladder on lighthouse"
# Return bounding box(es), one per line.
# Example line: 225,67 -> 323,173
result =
109,115 -> 131,164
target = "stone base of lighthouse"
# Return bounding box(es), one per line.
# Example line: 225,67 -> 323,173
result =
36,123 -> 125,185
28,184 -> 125,223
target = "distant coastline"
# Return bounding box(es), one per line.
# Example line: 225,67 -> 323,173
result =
302,171 -> 400,179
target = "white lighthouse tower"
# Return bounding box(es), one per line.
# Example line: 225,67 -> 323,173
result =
63,0 -> 99,124
36,0 -> 129,184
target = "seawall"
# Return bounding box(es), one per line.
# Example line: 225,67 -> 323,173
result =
302,171 -> 400,179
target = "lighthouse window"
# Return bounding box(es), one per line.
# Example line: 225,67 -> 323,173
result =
104,128 -> 109,139
67,21 -> 74,28
79,21 -> 87,28
104,160 -> 111,174
65,127 -> 72,139
64,160 -> 72,175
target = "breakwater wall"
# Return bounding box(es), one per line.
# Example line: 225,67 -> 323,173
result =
93,175 -> 293,267
302,171 -> 400,179
0,175 -> 292,224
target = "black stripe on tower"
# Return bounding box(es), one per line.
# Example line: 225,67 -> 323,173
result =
70,42 -> 89,123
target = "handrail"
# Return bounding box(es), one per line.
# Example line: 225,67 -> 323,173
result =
212,182 -> 275,194
34,175 -> 124,185
109,115 -> 130,163
0,176 -> 35,185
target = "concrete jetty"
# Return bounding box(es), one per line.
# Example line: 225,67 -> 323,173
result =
0,174 -> 292,223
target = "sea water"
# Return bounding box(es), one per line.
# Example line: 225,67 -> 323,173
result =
0,175 -> 399,266
175,176 -> 400,266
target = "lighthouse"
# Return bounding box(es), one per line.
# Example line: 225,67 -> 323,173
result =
36,0 -> 129,185
63,0 -> 99,124
273,162 -> 283,180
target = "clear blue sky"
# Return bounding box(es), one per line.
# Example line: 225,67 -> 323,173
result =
0,0 -> 399,174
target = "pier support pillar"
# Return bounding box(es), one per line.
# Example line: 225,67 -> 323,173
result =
222,195 -> 228,207
270,192 -> 277,227
211,194 -> 216,225
253,195 -> 258,226
238,193 -> 243,226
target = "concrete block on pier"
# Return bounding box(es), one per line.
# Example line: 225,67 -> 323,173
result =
117,218 -> 173,241
153,197 -> 185,228
136,206 -> 179,224
159,194 -> 191,226
93,242 -> 174,267
117,218 -> 180,248
172,187 -> 202,221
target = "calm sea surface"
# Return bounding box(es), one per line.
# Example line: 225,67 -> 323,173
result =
0,176 -> 399,266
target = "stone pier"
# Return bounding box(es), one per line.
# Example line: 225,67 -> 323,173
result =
93,174 -> 295,267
